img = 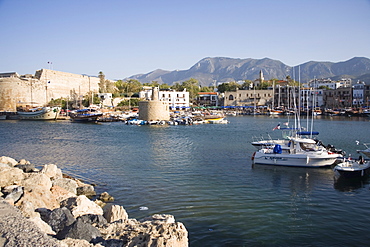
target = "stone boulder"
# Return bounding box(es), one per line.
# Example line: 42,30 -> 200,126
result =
15,163 -> 39,173
2,185 -> 24,203
28,216 -> 56,235
56,217 -> 101,242
45,207 -> 76,234
98,192 -> 114,202
0,156 -> 18,166
40,164 -> 63,180
77,185 -> 96,197
52,178 -> 78,195
103,203 -> 128,223
50,185 -> 77,205
78,214 -> 108,228
60,238 -> 104,247
0,166 -> 24,187
99,215 -> 188,247
60,195 -> 103,218
21,173 -> 52,192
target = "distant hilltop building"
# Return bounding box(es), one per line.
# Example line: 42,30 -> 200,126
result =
0,69 -> 100,111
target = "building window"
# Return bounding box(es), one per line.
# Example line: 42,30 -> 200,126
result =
229,95 -> 234,100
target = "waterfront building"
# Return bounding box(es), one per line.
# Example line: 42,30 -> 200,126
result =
352,81 -> 365,106
196,92 -> 219,107
139,87 -> 189,110
324,87 -> 353,108
224,88 -> 273,107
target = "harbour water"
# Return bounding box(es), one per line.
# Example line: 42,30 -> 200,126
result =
1,116 -> 370,246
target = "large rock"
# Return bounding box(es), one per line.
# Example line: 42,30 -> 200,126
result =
50,185 -> 77,205
99,215 -> 188,247
21,173 -> 52,192
60,238 -> 104,247
78,214 -> 108,228
2,185 -> 23,203
29,216 -> 56,235
40,164 -> 63,180
52,178 -> 78,195
77,185 -> 96,197
46,207 -> 76,234
0,156 -> 18,166
15,189 -> 60,210
56,217 -> 101,242
0,166 -> 24,187
60,195 -> 103,218
103,204 -> 128,223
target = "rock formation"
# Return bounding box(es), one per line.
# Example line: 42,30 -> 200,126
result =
0,155 -> 188,247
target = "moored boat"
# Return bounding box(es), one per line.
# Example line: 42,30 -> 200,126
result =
252,137 -> 342,167
17,105 -> 61,120
333,156 -> 370,178
69,108 -> 103,122
357,143 -> 370,158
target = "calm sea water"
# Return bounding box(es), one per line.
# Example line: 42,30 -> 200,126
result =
1,116 -> 370,246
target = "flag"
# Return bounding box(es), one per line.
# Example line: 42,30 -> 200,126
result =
272,124 -> 280,130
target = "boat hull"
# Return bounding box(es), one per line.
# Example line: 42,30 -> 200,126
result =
253,151 -> 339,167
69,113 -> 103,122
17,107 -> 60,120
333,161 -> 370,178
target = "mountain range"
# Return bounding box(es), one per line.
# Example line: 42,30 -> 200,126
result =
128,57 -> 370,86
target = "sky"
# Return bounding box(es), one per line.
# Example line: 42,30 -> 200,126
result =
1,0 -> 369,80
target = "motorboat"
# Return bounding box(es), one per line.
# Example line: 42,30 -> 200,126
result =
17,106 -> 61,120
69,108 -> 103,122
252,137 -> 342,167
357,143 -> 370,158
333,156 -> 370,178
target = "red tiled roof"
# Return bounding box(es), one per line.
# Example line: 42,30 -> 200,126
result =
198,92 -> 218,95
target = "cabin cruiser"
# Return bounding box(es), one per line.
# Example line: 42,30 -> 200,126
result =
252,137 -> 342,167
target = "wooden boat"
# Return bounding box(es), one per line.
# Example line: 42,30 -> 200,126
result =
333,157 -> 370,178
17,105 -> 60,120
69,108 -> 103,122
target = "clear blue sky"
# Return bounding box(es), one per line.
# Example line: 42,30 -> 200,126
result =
1,0 -> 369,80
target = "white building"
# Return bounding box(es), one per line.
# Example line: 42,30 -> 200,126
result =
139,87 -> 190,109
352,81 -> 365,106
300,88 -> 324,108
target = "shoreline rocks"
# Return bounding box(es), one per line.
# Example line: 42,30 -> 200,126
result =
0,156 -> 188,247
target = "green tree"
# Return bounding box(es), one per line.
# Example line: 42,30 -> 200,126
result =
98,71 -> 106,93
181,78 -> 200,100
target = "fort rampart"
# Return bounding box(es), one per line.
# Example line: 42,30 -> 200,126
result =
0,69 -> 100,111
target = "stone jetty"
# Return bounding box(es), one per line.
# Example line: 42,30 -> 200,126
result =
0,156 -> 188,247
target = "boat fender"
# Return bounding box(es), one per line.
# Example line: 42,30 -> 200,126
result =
251,152 -> 256,161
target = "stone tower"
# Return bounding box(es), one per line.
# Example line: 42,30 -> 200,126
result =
138,87 -> 170,121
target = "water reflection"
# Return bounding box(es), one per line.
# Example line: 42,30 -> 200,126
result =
334,176 -> 370,192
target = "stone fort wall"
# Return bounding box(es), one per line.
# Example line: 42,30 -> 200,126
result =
0,69 -> 100,111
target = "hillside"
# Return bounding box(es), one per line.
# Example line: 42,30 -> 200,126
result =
128,57 -> 370,86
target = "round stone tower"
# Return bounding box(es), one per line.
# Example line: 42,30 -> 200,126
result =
138,87 -> 170,121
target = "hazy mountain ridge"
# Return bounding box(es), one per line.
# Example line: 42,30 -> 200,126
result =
128,57 -> 370,86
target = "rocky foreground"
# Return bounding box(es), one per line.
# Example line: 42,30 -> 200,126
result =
0,156 -> 188,247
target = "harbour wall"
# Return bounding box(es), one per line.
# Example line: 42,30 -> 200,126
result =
0,69 -> 100,111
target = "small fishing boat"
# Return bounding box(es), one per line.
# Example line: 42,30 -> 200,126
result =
69,108 -> 103,122
333,156 -> 370,178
